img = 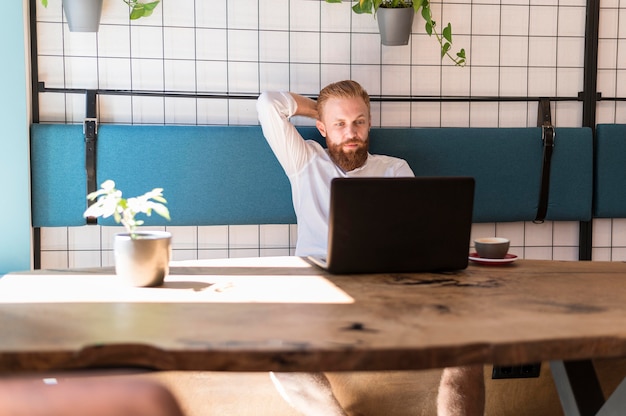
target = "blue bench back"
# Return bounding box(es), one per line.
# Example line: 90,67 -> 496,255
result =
595,124 -> 626,217
31,124 -> 293,227
30,124 -> 594,227
365,127 -> 591,222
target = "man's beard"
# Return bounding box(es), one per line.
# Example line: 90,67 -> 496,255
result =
327,138 -> 369,172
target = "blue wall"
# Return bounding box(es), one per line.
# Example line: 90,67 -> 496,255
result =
0,0 -> 31,275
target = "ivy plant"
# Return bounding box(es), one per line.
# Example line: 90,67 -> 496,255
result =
326,0 -> 466,66
40,0 -> 161,20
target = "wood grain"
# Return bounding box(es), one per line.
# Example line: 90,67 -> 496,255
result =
2,258 -> 626,374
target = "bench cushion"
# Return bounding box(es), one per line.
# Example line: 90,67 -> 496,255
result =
594,124 -> 626,217
30,124 -> 87,226
30,124 -> 593,227
367,127 -> 593,223
96,125 -> 294,226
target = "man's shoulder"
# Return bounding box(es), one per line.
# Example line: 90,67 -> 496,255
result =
365,153 -> 414,177
369,153 -> 409,164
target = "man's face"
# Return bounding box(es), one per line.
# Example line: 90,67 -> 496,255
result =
316,96 -> 371,172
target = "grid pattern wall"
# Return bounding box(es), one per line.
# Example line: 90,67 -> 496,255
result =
594,0 -> 626,261
33,0 -> 617,268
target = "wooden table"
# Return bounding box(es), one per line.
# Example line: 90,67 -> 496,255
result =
2,256 -> 626,415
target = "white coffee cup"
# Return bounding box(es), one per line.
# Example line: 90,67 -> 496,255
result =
474,237 -> 510,259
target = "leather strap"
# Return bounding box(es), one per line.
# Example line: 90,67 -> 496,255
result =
535,98 -> 555,223
84,90 -> 98,225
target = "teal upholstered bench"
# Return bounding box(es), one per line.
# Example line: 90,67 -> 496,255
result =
366,127 -> 592,223
594,124 -> 626,218
30,124 -> 593,227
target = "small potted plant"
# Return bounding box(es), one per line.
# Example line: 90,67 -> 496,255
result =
40,0 -> 161,32
326,0 -> 466,66
83,179 -> 171,287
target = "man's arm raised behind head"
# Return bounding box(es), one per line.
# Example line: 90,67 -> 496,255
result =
289,93 -> 319,119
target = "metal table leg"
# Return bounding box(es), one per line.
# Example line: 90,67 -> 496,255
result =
550,360 -> 605,416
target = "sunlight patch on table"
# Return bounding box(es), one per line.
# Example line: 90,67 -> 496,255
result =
0,273 -> 353,304
170,256 -> 313,268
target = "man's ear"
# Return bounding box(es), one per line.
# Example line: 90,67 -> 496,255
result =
316,119 -> 326,137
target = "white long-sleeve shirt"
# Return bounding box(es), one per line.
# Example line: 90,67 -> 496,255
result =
257,91 -> 415,257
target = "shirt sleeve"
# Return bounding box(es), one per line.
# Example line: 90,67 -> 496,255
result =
256,91 -> 313,176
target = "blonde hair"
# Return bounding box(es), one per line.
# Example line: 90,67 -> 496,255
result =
317,80 -> 370,120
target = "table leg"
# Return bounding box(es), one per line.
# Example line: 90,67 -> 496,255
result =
595,373 -> 626,416
550,360 -> 605,416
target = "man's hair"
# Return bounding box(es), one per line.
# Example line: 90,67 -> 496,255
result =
317,80 -> 370,120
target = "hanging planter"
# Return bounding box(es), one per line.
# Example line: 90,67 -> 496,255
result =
377,6 -> 415,46
40,0 -> 161,33
325,0 -> 466,66
62,0 -> 103,32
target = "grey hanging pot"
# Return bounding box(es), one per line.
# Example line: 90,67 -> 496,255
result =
62,0 -> 104,32
376,6 -> 415,46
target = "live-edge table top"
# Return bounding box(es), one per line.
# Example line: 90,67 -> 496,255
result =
2,256 -> 626,374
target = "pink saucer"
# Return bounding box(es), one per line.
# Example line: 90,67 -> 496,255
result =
468,253 -> 518,265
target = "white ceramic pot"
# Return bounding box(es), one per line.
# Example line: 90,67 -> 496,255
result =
377,7 -> 415,46
114,231 -> 172,287
62,0 -> 104,32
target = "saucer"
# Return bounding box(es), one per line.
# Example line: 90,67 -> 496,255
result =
468,253 -> 518,265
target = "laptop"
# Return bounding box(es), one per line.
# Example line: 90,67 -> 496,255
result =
308,176 -> 475,274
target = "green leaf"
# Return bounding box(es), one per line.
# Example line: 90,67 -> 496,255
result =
457,49 -> 466,59
425,21 -> 433,36
144,1 -> 160,12
353,0 -> 374,14
352,2 -> 367,13
129,1 -> 160,20
325,0 -> 343,3
412,0 -> 424,13
41,0 -> 48,7
441,42 -> 451,58
421,4 -> 431,23
130,5 -> 145,20
443,23 -> 452,43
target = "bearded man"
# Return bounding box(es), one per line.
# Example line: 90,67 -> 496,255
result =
257,80 -> 413,258
256,80 -> 485,416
